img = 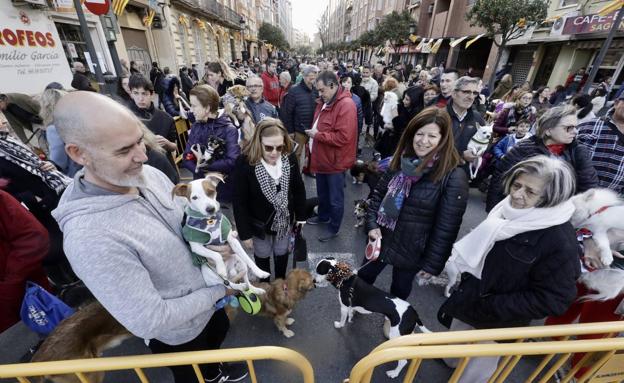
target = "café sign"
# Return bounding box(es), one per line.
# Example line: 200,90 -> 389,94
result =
563,10 -> 624,34
0,3 -> 72,93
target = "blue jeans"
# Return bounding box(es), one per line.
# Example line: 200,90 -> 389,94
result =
316,172 -> 345,234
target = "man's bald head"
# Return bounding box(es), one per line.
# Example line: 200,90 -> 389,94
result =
73,62 -> 85,73
54,91 -> 140,150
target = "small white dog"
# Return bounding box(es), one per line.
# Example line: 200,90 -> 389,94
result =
380,91 -> 399,131
173,173 -> 270,295
571,188 -> 624,267
466,123 -> 493,179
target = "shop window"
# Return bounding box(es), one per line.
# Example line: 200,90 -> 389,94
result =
55,22 -> 89,68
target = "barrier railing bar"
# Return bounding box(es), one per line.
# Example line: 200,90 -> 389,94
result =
495,354 -> 522,383
75,371 -> 89,383
348,338 -> 624,383
578,350 -> 616,383
402,358 -> 421,383
134,367 -> 149,383
247,360 -> 257,383
192,364 -> 204,382
16,378 -> 30,383
372,322 -> 624,352
563,351 -> 595,383
537,352 -> 571,383
525,335 -> 571,383
488,339 -> 524,383
448,357 -> 471,383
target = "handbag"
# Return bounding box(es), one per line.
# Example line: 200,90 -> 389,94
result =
290,224 -> 308,263
20,281 -> 74,335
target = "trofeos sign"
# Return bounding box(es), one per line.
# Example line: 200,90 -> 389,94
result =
563,10 -> 624,35
0,4 -> 72,93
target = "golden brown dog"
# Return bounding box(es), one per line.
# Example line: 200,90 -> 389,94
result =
31,301 -> 131,383
256,269 -> 316,338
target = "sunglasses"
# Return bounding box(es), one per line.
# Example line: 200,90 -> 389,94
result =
263,144 -> 284,153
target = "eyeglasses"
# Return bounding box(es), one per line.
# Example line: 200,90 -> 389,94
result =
263,144 -> 284,153
457,89 -> 479,97
248,85 -> 263,89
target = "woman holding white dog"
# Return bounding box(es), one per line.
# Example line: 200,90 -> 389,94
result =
440,155 -> 581,382
360,107 -> 469,303
486,104 -> 598,212
232,118 -> 307,281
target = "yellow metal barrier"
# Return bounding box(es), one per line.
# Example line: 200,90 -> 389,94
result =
0,346 -> 313,383
347,321 -> 624,383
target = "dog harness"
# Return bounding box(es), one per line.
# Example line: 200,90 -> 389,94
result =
182,207 -> 232,267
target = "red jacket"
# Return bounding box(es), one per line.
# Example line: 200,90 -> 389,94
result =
261,71 -> 281,107
309,87 -> 358,174
0,190 -> 50,332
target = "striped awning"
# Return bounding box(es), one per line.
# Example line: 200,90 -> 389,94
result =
598,0 -> 623,16
466,33 -> 485,48
450,35 -> 469,48
430,38 -> 444,53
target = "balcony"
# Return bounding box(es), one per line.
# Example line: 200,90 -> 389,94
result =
172,0 -> 244,30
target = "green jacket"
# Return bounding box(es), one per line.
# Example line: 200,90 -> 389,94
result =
4,93 -> 41,143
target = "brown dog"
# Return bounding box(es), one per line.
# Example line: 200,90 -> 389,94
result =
31,301 -> 131,383
256,269 -> 316,338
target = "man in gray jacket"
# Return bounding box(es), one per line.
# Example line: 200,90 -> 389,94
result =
51,92 -> 247,383
244,75 -> 278,124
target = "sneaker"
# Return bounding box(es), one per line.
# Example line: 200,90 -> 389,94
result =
205,363 -> 248,382
318,231 -> 339,242
306,216 -> 330,225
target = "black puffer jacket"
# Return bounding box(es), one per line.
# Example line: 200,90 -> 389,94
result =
365,167 -> 469,273
486,136 -> 599,211
439,222 -> 581,329
279,81 -> 318,134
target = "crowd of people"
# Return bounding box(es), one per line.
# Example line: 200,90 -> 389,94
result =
1,53 -> 623,382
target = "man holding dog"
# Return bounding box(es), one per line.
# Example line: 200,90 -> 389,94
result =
52,92 -> 247,382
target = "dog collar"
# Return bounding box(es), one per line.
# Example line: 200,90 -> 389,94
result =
470,136 -> 489,145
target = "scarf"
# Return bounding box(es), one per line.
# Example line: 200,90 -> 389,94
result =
447,196 -> 575,279
547,144 -> 566,156
376,155 -> 437,230
255,154 -> 291,238
506,105 -> 535,128
0,132 -> 70,194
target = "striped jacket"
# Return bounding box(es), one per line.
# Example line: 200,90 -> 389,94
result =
577,116 -> 624,195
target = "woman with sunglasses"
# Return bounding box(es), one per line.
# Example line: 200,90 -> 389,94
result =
486,104 -> 598,212
232,118 -> 307,281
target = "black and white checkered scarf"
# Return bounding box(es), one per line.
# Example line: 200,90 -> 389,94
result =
255,155 -> 291,238
0,131 -> 70,194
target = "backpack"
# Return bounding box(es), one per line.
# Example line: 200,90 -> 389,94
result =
20,281 -> 74,335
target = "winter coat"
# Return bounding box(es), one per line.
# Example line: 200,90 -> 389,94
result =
492,134 -> 531,159
2,93 -> 42,144
0,190 -> 50,333
309,87 -> 358,174
261,71 -> 281,106
128,102 -> 177,146
439,222 -> 581,329
179,72 -> 194,98
245,97 -> 278,124
161,76 -> 183,118
279,81 -> 318,134
183,112 -> 241,202
351,92 -> 364,134
490,81 -> 512,101
486,136 -> 599,212
446,101 -> 485,155
493,105 -> 537,136
146,149 -> 179,185
351,84 -> 372,123
365,167 -> 469,273
232,152 -> 306,241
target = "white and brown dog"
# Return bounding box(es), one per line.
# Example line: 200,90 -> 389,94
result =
571,188 -> 624,267
173,173 -> 270,295
315,257 -> 430,379
466,123 -> 493,179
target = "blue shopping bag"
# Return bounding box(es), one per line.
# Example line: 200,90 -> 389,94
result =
20,281 -> 74,335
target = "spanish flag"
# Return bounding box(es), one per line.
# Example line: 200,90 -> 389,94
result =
112,0 -> 129,15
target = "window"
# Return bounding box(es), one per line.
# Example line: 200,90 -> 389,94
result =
560,0 -> 577,7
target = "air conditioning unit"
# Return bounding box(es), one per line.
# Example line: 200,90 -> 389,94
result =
427,4 -> 434,13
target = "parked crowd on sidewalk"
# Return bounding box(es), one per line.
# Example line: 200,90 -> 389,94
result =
1,53 -> 624,382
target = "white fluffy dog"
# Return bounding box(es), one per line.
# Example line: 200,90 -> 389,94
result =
380,92 -> 399,131
466,123 -> 493,179
571,188 -> 624,267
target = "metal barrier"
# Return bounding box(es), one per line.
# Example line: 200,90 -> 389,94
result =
0,346 -> 314,383
347,321 -> 624,383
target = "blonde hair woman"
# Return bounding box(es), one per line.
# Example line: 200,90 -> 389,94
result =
233,117 -> 307,281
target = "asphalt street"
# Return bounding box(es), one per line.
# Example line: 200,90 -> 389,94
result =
0,156 -> 544,383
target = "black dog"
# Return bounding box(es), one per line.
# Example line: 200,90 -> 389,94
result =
315,258 -> 430,379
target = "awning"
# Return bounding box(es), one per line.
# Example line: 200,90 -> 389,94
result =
449,35 -> 469,48
466,33 -> 485,48
598,0 -> 623,16
112,0 -> 129,15
409,34 -> 420,43
415,38 -> 427,52
430,38 -> 444,54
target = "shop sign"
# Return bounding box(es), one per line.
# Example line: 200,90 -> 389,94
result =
563,10 -> 624,34
0,4 -> 72,93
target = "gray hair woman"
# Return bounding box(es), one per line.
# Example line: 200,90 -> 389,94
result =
486,104 -> 598,211
441,155 -> 580,383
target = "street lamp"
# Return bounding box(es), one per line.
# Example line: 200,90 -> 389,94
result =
239,17 -> 248,61
409,22 -> 417,35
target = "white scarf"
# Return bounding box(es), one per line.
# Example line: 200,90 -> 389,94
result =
261,157 -> 282,182
448,196 -> 575,279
